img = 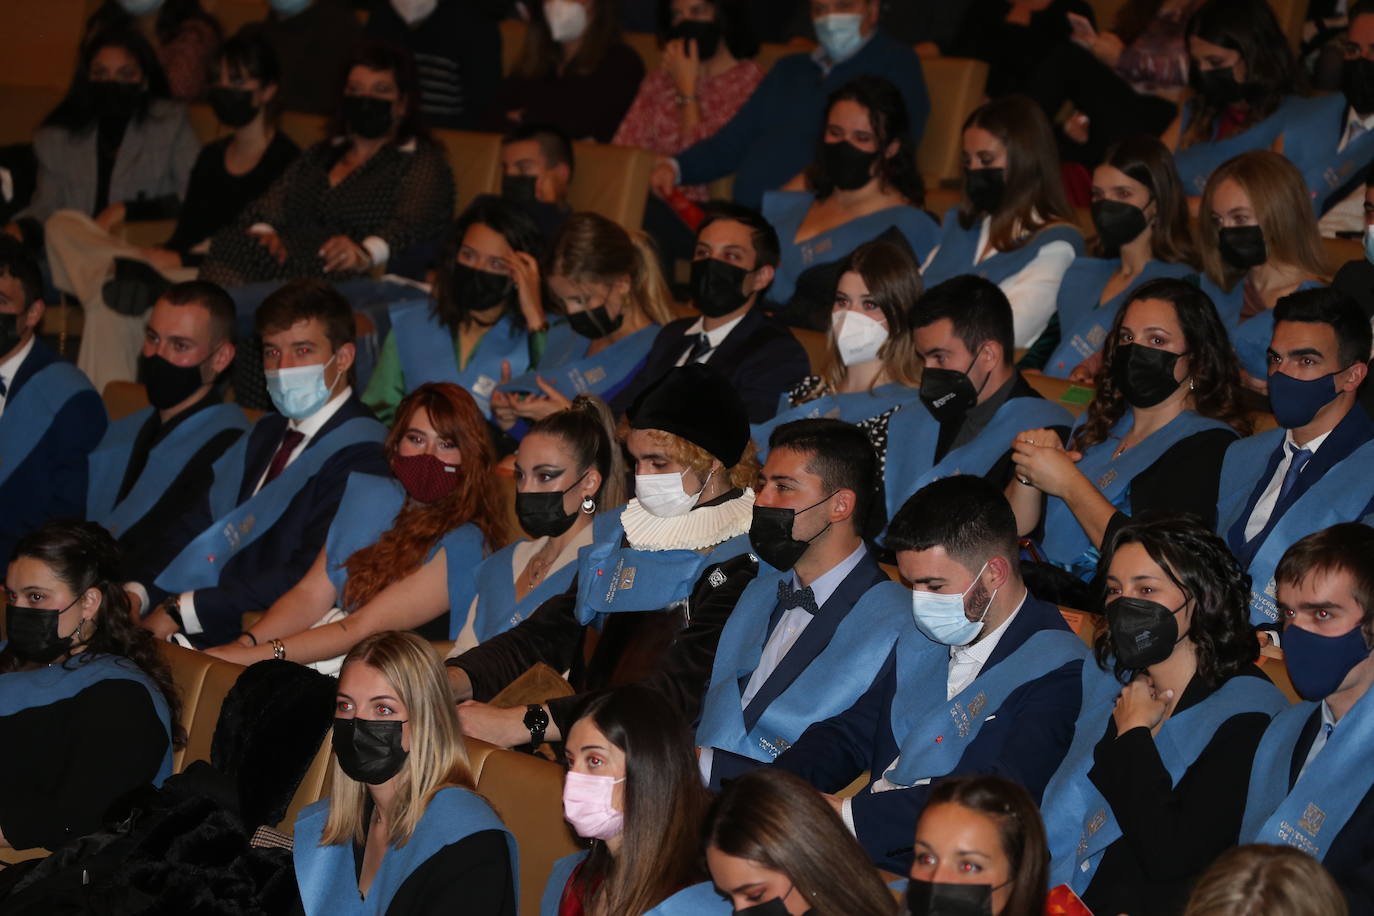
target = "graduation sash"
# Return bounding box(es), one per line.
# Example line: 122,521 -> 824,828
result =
1040,411 -> 1231,571
922,208 -> 1084,288
1242,687 -> 1374,860
1045,673 -> 1285,892
1272,93 -> 1374,216
469,539 -> 581,644
1218,431 -> 1374,624
539,852 -> 730,916
87,404 -> 248,537
695,573 -> 908,762
389,300 -> 530,416
751,383 -> 923,461
0,361 -> 93,490
884,627 -> 1088,788
500,321 -> 657,400
1173,96 -> 1307,196
294,787 -> 517,916
0,653 -> 173,785
883,395 -> 1072,520
156,417 -> 386,594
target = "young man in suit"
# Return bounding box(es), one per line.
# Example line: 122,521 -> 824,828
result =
1216,288 -> 1374,626
132,279 -> 388,648
0,237 -> 106,564
1242,524 -> 1374,913
696,418 -> 909,789
89,281 -> 247,577
772,475 -> 1087,873
611,203 -> 809,423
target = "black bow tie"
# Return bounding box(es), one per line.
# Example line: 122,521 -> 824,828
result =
776,580 -> 818,615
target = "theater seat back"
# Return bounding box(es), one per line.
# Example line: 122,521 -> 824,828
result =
279,111 -> 330,150
102,380 -> 151,422
0,0 -> 85,90
915,57 -> 989,187
432,129 -> 503,212
567,142 -> 656,229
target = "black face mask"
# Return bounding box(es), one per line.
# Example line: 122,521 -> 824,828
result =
502,173 -> 538,205
342,95 -> 395,140
906,878 -> 994,916
89,80 -> 143,121
920,358 -> 990,424
1107,596 -> 1185,669
1193,65 -> 1245,106
566,304 -> 623,340
452,263 -> 514,314
1091,199 -> 1149,256
689,257 -> 752,318
332,717 -> 409,785
1344,58 -> 1374,116
5,599 -> 81,666
515,471 -> 587,538
749,494 -> 833,571
208,86 -> 259,128
821,140 -> 879,191
964,167 -> 1005,214
1112,342 -> 1184,408
733,896 -> 793,916
139,353 -> 209,410
668,19 -> 722,59
0,313 -> 22,356
1217,224 -> 1267,269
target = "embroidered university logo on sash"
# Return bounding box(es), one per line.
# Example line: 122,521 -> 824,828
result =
1298,803 -> 1326,835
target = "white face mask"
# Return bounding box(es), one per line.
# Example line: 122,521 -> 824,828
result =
391,0 -> 438,24
544,0 -> 590,43
813,12 -> 865,62
635,467 -> 713,518
910,561 -> 997,646
832,309 -> 889,367
264,353 -> 338,421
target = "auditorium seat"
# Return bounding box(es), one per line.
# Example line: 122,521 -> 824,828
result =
755,39 -> 816,73
1268,0 -> 1310,52
1322,234 -> 1363,268
213,0 -> 269,37
187,102 -> 225,145
102,380 -> 152,422
432,129 -> 503,211
567,141 -> 656,229
0,0 -> 86,91
0,86 -> 67,146
916,56 -> 990,189
278,111 -> 330,151
500,19 -> 527,77
624,31 -> 663,72
788,326 -> 830,375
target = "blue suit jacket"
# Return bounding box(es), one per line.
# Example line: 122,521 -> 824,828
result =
141,394 -> 389,646
772,596 -> 1083,872
0,339 -> 106,563
706,551 -> 890,788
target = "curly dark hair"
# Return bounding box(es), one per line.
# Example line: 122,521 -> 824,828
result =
806,75 -> 924,206
1074,277 -> 1251,451
1,520 -> 184,747
1094,512 -> 1259,685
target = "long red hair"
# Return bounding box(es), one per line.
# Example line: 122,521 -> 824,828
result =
342,383 -> 506,610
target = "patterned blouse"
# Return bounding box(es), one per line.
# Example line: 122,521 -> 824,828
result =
784,375 -> 906,475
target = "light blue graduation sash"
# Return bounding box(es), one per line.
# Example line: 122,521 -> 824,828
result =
155,417 -> 386,594
294,786 -> 517,915
538,851 -> 729,916
1040,411 -> 1231,571
884,627 -> 1088,787
695,574 -> 908,761
751,383 -> 923,461
921,208 -> 1084,288
883,395 -> 1072,520
1241,687 -> 1374,860
501,321 -> 658,399
0,361 -> 95,490
1044,260 -> 1196,378
468,538 -> 581,643
1282,93 -> 1374,216
389,300 -> 530,416
540,851 -> 588,916
1173,96 -> 1307,196
1045,673 -> 1285,892
87,404 -> 249,537
0,653 -> 173,785
1218,431 -> 1374,624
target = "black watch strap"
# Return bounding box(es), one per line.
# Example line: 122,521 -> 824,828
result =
523,703 -> 549,747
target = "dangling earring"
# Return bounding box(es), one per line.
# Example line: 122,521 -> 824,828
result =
581,495 -> 596,515
1188,377 -> 1195,390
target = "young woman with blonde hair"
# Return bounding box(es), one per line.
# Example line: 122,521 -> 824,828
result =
1182,845 -> 1348,916
294,630 -> 517,914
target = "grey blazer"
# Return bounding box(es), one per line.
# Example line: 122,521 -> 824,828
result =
20,98 -> 200,224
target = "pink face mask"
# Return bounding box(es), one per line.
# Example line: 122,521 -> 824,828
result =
562,770 -> 625,841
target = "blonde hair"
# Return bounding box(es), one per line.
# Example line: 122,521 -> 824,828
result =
1198,151 -> 1332,293
549,212 -> 675,327
320,632 -> 475,848
1183,845 -> 1348,916
639,427 -> 759,492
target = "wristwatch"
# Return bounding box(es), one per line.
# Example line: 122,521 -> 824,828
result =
523,704 -> 550,747
160,595 -> 184,632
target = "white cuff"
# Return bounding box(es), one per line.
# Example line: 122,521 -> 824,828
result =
668,158 -> 682,184
840,796 -> 857,836
361,236 -> 389,268
178,591 -> 203,636
697,747 -> 715,785
125,582 -> 151,618
248,223 -> 276,236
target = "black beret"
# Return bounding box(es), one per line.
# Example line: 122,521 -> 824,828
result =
626,364 -> 749,467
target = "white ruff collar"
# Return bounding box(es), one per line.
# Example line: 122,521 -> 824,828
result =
620,489 -> 755,552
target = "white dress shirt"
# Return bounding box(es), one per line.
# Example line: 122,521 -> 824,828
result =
674,313 -> 746,367
1242,427 -> 1334,542
0,334 -> 35,418
1318,109 -> 1374,238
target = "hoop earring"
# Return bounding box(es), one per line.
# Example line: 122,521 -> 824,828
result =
581,496 -> 596,515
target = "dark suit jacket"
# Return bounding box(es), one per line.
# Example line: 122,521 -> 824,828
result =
707,551 -> 890,789
140,394 -> 388,647
1290,708 -> 1374,915
610,308 -> 810,423
0,339 -> 106,563
772,596 -> 1083,873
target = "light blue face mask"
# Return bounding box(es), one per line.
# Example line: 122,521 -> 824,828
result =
910,561 -> 996,646
1364,224 -> 1374,266
117,0 -> 164,14
814,13 -> 865,62
269,0 -> 312,16
265,354 -> 338,420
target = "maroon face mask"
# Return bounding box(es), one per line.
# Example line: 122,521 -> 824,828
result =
391,452 -> 461,504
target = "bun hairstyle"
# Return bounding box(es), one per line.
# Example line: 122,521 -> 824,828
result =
548,213 -> 676,327
527,394 -> 628,510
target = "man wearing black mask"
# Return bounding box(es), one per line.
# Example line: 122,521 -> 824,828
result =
882,275 -> 1072,520
498,124 -> 574,249
87,281 -> 248,580
610,203 -> 809,422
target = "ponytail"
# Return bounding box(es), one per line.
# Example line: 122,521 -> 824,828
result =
549,213 -> 675,327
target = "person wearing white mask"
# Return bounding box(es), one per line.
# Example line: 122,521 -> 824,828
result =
446,364 -> 760,751
489,0 -> 645,142
749,238 -> 924,465
129,279 -> 389,648
770,474 -> 1090,876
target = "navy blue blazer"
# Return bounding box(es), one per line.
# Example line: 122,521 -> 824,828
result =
609,308 -> 810,423
1227,405 -> 1374,567
706,551 -> 890,789
141,394 -> 389,646
772,596 -> 1083,873
0,339 -> 106,564
1290,709 -> 1374,915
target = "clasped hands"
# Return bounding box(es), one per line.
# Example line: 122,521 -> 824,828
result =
1009,427 -> 1084,498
